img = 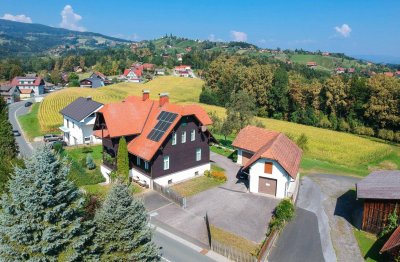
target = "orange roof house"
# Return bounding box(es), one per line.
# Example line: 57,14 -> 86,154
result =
94,90 -> 215,188
232,126 -> 302,198
381,226 -> 400,258
306,61 -> 317,67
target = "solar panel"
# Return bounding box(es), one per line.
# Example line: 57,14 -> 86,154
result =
147,111 -> 179,142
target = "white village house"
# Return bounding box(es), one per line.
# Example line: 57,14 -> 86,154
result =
232,126 -> 302,199
59,97 -> 103,146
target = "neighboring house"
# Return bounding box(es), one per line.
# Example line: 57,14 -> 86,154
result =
232,126 -> 302,199
381,226 -> 400,259
395,71 -> 400,78
322,52 -> 330,56
93,90 -> 215,187
0,85 -> 20,104
306,61 -> 317,68
19,89 -> 35,99
155,68 -> 166,75
143,63 -> 155,71
11,76 -> 45,96
177,53 -> 183,62
90,71 -> 111,85
335,67 -> 346,74
384,72 -> 395,77
59,97 -> 104,146
122,68 -> 142,82
356,170 -> 400,233
74,66 -> 83,73
175,65 -> 193,77
347,68 -> 355,74
80,78 -> 104,88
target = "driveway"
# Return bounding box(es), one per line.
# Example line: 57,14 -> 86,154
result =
269,174 -> 363,262
144,152 -> 279,246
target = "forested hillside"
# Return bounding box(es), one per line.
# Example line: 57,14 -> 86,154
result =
0,19 -> 130,57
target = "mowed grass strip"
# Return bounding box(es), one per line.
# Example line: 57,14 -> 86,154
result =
210,225 -> 258,255
18,103 -> 45,140
39,76 -> 395,175
353,229 -> 387,262
170,176 -> 224,197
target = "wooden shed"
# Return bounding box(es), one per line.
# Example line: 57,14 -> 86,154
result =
356,170 -> 400,233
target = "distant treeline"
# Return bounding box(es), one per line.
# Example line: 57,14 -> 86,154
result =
200,55 -> 400,142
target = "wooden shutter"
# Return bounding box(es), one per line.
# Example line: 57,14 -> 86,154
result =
264,162 -> 273,174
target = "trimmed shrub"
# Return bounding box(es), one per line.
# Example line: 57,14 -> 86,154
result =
268,199 -> 295,233
86,154 -> 96,170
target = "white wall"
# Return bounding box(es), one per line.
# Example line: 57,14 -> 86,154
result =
248,158 -> 293,199
154,163 -> 210,187
237,149 -> 243,165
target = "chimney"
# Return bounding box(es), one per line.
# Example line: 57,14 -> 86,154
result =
86,96 -> 92,101
142,89 -> 150,101
159,93 -> 169,107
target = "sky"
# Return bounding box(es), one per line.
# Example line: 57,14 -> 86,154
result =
1,0 -> 399,61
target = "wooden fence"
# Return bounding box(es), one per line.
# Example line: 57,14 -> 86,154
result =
153,181 -> 187,208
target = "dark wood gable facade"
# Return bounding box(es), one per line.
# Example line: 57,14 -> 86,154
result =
130,115 -> 211,179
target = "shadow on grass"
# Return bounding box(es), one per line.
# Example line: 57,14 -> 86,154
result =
364,237 -> 388,262
334,189 -> 363,228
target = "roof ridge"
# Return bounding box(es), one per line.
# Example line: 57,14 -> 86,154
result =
140,100 -> 155,134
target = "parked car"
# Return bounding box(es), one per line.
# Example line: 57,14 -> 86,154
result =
43,134 -> 63,143
12,130 -> 21,136
24,101 -> 32,107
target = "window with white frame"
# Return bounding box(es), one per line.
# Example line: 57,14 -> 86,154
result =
181,131 -> 186,143
137,157 -> 141,166
172,133 -> 177,145
163,156 -> 170,170
196,148 -> 202,161
144,161 -> 149,170
191,129 -> 196,141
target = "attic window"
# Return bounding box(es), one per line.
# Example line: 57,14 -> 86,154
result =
264,162 -> 273,174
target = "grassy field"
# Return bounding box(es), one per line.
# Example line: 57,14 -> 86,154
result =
18,103 -> 44,140
353,229 -> 387,262
290,54 -> 364,71
39,76 -> 399,177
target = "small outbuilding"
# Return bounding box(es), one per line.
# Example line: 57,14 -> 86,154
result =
232,126 -> 302,199
356,170 -> 400,233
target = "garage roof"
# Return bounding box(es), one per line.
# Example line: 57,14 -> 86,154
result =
356,170 -> 400,199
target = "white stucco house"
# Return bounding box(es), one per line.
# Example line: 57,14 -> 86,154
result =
232,126 -> 302,199
59,97 -> 103,146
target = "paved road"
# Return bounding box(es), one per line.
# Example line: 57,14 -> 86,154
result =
8,100 -> 35,157
153,229 -> 216,262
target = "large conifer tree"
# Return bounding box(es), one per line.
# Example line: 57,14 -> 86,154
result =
0,146 -> 96,261
94,183 -> 159,262
0,98 -> 18,160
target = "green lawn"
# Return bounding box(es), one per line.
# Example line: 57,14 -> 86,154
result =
62,145 -> 105,186
170,164 -> 226,197
81,183 -> 142,200
353,229 -> 388,262
18,103 -> 44,140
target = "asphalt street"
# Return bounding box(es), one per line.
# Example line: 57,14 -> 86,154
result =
153,229 -> 216,262
8,100 -> 35,158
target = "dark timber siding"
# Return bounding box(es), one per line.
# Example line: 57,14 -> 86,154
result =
361,199 -> 400,233
150,116 -> 210,179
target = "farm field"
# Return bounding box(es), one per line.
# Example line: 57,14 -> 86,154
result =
39,76 -> 398,177
290,54 -> 365,71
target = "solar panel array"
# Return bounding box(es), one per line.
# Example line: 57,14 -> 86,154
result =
147,111 -> 178,142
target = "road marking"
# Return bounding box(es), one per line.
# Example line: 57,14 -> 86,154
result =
160,256 -> 172,262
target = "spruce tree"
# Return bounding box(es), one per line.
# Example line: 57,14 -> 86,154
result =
0,98 -> 18,160
116,136 -> 129,182
0,146 -> 97,261
94,183 -> 159,262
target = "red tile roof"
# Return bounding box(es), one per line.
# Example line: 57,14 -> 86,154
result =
306,62 -> 317,66
384,72 -> 394,77
143,63 -> 154,70
94,71 -> 106,80
232,126 -> 302,179
381,226 -> 400,253
20,89 -> 34,94
96,95 -> 212,161
11,76 -> 43,87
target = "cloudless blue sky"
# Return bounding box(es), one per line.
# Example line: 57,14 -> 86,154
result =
1,0 -> 399,59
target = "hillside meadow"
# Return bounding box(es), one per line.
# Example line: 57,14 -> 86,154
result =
39,76 -> 398,176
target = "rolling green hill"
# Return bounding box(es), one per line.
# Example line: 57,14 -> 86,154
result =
0,19 -> 130,57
